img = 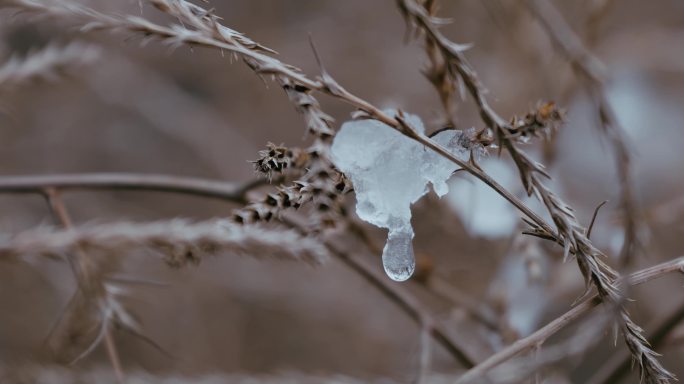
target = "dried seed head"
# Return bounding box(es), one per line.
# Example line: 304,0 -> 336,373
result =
508,101 -> 565,142
252,143 -> 306,179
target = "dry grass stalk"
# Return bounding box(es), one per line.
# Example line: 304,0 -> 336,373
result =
397,0 -> 674,382
587,299 -> 684,384
418,0 -> 461,128
525,0 -> 641,266
43,189 -> 125,383
1,0 -> 312,86
138,0 -> 348,228
0,218 -> 330,266
0,42 -> 99,89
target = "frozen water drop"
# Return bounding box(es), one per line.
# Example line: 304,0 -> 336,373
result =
382,229 -> 415,281
330,110 -> 470,282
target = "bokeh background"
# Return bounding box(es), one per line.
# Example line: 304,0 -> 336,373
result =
0,0 -> 683,382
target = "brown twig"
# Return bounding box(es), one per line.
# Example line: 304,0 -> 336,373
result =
321,236 -> 477,368
0,173 -> 256,203
454,256 -> 684,383
416,325 -> 432,384
43,188 -> 125,384
348,220 -> 500,331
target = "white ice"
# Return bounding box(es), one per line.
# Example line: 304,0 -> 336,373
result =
331,111 -> 469,281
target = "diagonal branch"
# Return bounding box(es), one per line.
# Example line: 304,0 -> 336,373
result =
395,1 -> 673,381
524,0 -> 640,265
43,188 -> 125,384
0,0 -> 559,242
454,256 -> 684,383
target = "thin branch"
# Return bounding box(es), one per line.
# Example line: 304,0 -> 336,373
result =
321,235 -> 477,368
484,309 -> 613,384
419,0 -> 460,128
348,220 -> 499,331
524,0 -> 640,265
44,188 -> 125,384
454,256 -> 684,383
0,173 -> 256,203
416,325 -> 432,384
587,200 -> 608,239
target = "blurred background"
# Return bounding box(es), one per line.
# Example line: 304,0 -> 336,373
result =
0,0 -> 683,382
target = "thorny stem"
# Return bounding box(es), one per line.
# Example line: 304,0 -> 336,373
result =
454,256 -> 684,383
396,1 -> 672,381
524,0 -> 640,265
420,0 -> 458,128
43,188 -> 125,384
0,0 -> 558,240
587,301 -> 684,384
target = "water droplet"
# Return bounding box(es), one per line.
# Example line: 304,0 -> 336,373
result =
382,229 -> 415,281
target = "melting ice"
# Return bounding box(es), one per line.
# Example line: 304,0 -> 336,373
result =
331,111 -> 469,281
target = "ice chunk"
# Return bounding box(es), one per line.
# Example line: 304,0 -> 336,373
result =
331,111 -> 468,281
382,227 -> 415,281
